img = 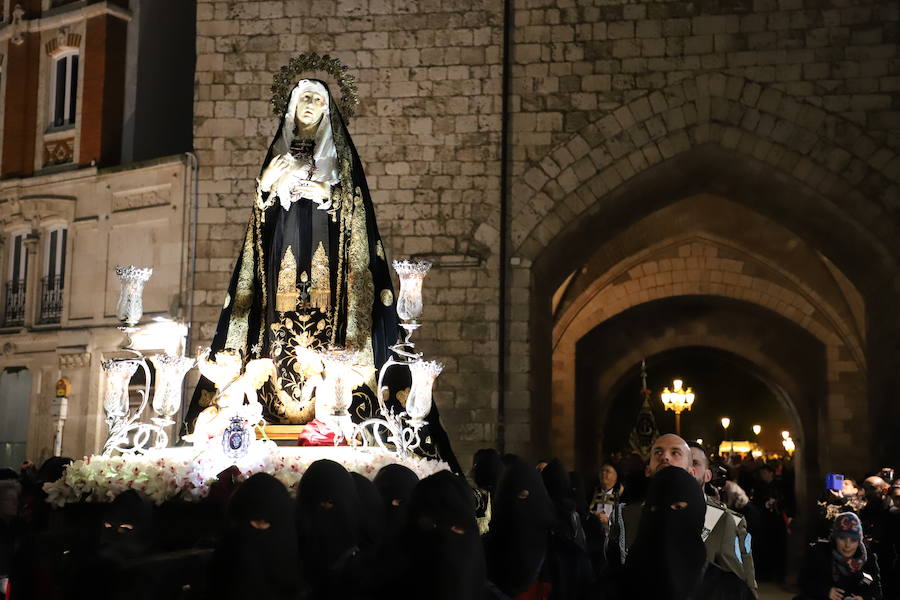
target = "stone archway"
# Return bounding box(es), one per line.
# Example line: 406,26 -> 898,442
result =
502,100 -> 900,465
499,78 -> 900,469
534,192 -> 867,478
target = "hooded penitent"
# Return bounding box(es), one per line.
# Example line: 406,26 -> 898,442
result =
209,473 -> 300,600
182,78 -> 458,469
540,459 -> 593,599
373,463 -> 419,536
98,490 -> 154,565
296,459 -> 362,597
351,472 -> 386,554
63,490 -> 153,600
624,465 -> 707,600
542,458 -> 586,549
399,470 -> 485,600
472,448 -> 504,494
484,456 -> 555,597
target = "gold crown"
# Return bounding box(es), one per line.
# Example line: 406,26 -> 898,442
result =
270,52 -> 360,121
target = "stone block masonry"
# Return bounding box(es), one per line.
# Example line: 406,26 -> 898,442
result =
194,0 -> 898,466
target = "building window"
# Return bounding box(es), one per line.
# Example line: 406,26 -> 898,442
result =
4,232 -> 28,327
38,227 -> 66,324
51,52 -> 78,128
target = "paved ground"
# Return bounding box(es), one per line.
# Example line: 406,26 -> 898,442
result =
758,582 -> 795,599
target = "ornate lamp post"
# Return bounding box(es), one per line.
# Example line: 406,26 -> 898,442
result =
781,430 -> 795,456
752,423 -> 762,456
721,417 -> 732,456
660,378 -> 695,435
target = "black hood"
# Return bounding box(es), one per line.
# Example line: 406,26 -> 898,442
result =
624,466 -> 707,600
402,470 -> 485,600
485,456 -> 554,596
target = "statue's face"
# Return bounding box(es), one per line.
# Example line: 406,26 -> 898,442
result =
295,90 -> 327,128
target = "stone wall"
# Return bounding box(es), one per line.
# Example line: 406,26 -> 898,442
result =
192,0 -> 899,467
192,0 -> 505,462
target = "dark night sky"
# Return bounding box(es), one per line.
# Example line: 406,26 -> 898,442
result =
601,346 -> 793,456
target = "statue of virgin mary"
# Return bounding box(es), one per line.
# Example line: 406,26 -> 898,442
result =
184,77 -> 457,468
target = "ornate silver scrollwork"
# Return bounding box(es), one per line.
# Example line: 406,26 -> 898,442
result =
346,260 -> 442,457
101,351 -> 169,456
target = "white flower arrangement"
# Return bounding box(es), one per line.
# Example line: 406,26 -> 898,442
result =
43,446 -> 449,506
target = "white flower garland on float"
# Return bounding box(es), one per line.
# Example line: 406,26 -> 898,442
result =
44,447 -> 448,507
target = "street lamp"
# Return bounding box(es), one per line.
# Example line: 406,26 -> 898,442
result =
660,378 -> 695,435
721,417 -> 732,456
782,436 -> 795,456
752,424 -> 761,436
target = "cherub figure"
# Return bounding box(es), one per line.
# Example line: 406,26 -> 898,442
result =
183,350 -> 275,448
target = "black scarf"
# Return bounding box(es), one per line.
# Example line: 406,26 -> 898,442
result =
624,466 -> 707,600
484,457 -> 555,597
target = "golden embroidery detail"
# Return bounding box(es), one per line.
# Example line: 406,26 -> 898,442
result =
310,242 -> 331,312
376,240 -> 385,261
253,209 -> 267,351
380,289 -> 393,306
275,245 -> 298,313
259,311 -> 331,424
226,220 -> 256,354
345,188 -> 374,350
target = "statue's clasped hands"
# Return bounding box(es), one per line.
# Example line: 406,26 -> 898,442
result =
258,155 -> 332,210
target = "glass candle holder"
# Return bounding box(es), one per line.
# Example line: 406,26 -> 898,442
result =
102,359 -> 139,419
149,353 -> 196,422
393,260 -> 431,322
406,360 -> 443,424
115,265 -> 153,327
317,350 -> 360,422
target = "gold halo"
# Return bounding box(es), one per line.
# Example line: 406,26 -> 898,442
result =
270,52 -> 359,121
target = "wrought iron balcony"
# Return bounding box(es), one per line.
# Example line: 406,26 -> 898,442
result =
38,275 -> 64,324
3,279 -> 25,327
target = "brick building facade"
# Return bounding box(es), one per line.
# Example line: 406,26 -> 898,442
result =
0,0 -> 194,466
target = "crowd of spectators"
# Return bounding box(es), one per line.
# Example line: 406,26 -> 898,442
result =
0,437 -> 896,599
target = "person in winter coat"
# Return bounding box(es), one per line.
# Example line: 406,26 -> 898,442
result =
797,511 -> 882,600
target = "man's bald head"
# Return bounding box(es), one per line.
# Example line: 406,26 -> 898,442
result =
648,434 -> 691,475
863,476 -> 888,502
